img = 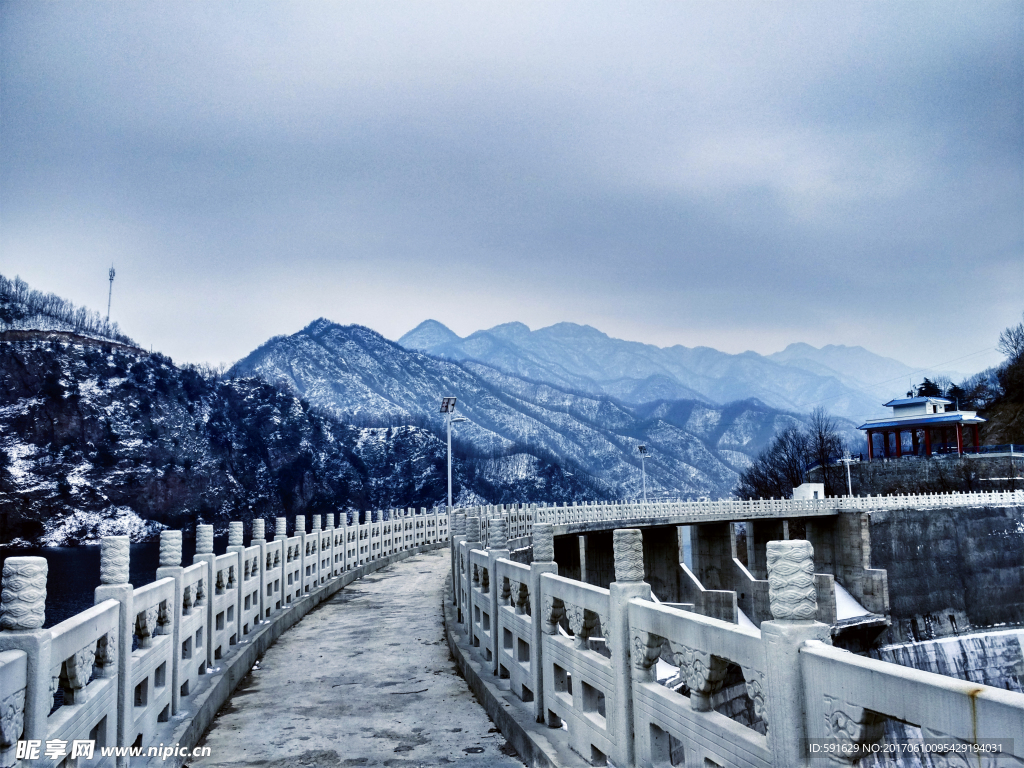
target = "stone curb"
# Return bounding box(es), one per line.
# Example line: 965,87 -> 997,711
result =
142,541 -> 448,768
443,574 -> 588,768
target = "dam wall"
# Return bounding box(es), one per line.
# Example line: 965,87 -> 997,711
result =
869,504 -> 1024,644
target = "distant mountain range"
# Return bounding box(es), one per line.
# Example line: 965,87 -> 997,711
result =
232,320 -> 862,499
398,320 -> 963,422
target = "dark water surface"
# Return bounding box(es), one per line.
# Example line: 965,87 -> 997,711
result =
0,537 -> 229,628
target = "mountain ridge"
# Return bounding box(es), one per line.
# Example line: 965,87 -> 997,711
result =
234,319 -> 859,499
397,319 -> 893,421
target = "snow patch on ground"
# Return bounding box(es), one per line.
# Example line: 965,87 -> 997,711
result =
41,506 -> 166,546
834,581 -> 871,620
737,607 -> 759,631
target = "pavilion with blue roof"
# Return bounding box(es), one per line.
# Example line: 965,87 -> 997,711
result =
858,396 -> 985,459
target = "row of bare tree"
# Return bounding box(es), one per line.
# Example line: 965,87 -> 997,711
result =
0,273 -> 136,345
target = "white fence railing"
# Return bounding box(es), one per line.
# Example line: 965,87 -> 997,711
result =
458,490 -> 1024,537
0,507 -> 450,767
451,516 -> 1024,768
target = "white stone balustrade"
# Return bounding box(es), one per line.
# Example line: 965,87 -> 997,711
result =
0,507 -> 451,765
451,520 -> 1024,767
513,490 -> 1024,532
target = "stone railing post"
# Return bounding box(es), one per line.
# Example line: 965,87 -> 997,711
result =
0,557 -> 51,754
311,515 -> 322,583
463,515 -> 482,640
94,536 -> 133,766
529,523 -> 558,724
251,519 -> 267,620
324,514 -> 335,578
226,522 -> 244,641
193,524 -> 216,667
610,529 -> 650,768
296,520 -> 307,598
155,530 -> 184,715
450,512 -> 466,611
294,516 -> 306,595
762,540 -> 831,768
486,513 -> 510,674
274,516 -> 288,542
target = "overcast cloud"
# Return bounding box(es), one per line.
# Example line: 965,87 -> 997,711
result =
1,2 -> 1021,374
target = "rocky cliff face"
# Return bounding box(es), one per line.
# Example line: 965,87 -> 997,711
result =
0,331 -> 606,545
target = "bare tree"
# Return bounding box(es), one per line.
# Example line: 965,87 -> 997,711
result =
735,426 -> 810,500
807,407 -> 846,497
998,314 -> 1024,363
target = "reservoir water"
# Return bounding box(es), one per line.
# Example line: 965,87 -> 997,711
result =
0,536 -> 228,628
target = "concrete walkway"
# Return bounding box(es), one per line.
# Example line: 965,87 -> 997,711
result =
191,549 -> 524,768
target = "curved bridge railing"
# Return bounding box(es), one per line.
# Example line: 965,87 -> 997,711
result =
0,507 -> 449,767
449,502 -> 1024,768
458,489 -> 1024,540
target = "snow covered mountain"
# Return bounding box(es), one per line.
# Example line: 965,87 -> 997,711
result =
233,319 -> 852,500
0,330 -> 604,545
398,320 -> 907,422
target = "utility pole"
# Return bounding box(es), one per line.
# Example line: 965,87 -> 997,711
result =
106,265 -> 116,321
638,444 -> 649,504
841,449 -> 854,497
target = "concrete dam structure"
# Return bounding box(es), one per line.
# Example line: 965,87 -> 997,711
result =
0,491 -> 1021,767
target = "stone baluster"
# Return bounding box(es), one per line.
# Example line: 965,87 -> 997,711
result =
485,513 -> 510,674
529,523 -> 558,724
274,516 -> 288,541
226,522 -> 245,641
249,519 -> 268,620
324,514 -> 335,578
610,528 -> 651,768
463,515 -> 482,640
762,540 -> 832,768
0,557 -> 51,755
450,513 -> 467,613
194,524 -> 216,668
293,516 -> 307,598
94,536 -> 133,766
155,530 -> 185,715
310,515 -> 322,583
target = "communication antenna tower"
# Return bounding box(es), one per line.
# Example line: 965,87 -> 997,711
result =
106,265 -> 116,321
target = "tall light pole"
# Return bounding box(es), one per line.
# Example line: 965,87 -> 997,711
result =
637,444 -> 649,504
440,397 -> 466,514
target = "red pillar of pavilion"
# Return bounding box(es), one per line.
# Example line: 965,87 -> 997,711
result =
895,429 -> 903,458
867,430 -> 874,460
956,423 -> 963,456
924,428 -> 932,457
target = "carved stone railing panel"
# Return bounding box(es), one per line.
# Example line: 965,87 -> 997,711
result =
542,595 -> 565,633
822,695 -> 885,765
632,630 -> 664,681
0,689 -> 25,752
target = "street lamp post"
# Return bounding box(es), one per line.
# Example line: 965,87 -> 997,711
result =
637,444 -> 649,504
440,397 -> 467,514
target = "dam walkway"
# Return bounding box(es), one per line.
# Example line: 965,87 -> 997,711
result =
190,549 -> 522,768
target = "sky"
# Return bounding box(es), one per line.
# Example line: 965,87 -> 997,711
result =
1,2 -> 1021,373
